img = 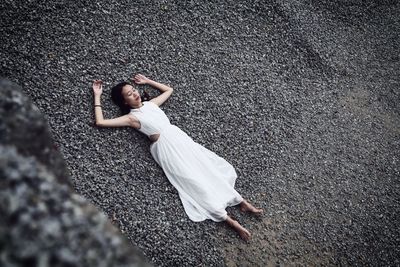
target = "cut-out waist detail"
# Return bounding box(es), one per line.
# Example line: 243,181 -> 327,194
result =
147,124 -> 175,143
149,133 -> 160,143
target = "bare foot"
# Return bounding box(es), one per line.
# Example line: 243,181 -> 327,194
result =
226,216 -> 251,241
239,200 -> 264,215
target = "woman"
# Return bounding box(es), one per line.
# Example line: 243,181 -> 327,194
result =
92,74 -> 263,241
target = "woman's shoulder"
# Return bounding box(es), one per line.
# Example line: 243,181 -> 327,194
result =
145,101 -> 161,108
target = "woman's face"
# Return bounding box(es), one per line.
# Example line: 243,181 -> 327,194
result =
122,84 -> 141,107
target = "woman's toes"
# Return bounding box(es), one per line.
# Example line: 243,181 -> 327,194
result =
254,208 -> 264,214
240,229 -> 251,241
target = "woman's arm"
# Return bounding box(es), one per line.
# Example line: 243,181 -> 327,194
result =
92,80 -> 139,128
133,74 -> 173,106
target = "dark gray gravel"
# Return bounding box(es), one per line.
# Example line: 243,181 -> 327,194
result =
0,79 -> 151,267
1,0 -> 399,266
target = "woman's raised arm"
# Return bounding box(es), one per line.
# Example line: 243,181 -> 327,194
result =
92,80 -> 138,128
133,74 -> 173,106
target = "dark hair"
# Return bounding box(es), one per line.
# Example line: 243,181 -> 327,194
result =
111,82 -> 151,115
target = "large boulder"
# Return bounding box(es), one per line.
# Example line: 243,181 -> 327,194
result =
0,79 -> 151,267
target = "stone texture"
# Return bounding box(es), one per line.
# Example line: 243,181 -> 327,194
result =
1,0 -> 399,266
0,80 -> 151,267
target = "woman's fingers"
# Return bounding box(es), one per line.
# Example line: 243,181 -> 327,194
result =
93,80 -> 101,86
133,76 -> 142,84
92,80 -> 103,93
133,74 -> 148,84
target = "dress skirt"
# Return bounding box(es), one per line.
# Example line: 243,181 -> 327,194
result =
150,124 -> 243,222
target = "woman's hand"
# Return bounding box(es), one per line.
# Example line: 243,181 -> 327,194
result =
132,74 -> 150,85
92,80 -> 103,96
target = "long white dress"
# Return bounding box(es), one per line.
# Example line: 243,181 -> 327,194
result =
131,101 -> 243,222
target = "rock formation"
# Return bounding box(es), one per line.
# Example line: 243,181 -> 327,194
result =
0,79 -> 151,267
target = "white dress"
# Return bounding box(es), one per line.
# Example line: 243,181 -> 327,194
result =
131,101 -> 243,222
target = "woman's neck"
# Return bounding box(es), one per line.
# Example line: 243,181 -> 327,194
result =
132,103 -> 144,109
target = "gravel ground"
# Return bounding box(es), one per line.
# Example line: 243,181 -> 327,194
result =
1,0 -> 399,266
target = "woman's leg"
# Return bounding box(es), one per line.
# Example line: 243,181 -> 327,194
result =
225,215 -> 251,241
239,199 -> 264,215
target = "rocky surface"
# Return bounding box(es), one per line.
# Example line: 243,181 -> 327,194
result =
1,0 -> 399,266
0,80 -> 151,266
